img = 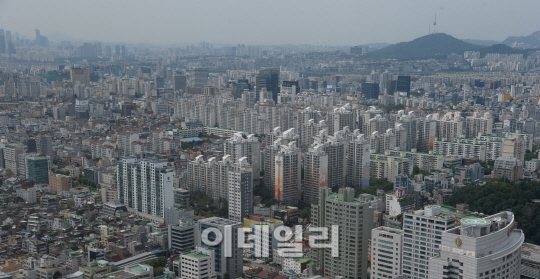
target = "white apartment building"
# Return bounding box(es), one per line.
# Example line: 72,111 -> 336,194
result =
117,132 -> 139,156
346,133 -> 371,187
15,187 -> 37,204
250,221 -> 284,261
370,153 -> 411,179
228,157 -> 253,222
402,205 -> 456,279
275,142 -> 301,202
385,150 -> 444,173
327,103 -> 355,134
187,155 -> 232,200
117,157 -> 174,218
187,155 -> 252,203
264,128 -> 299,197
433,140 -> 487,161
303,144 -> 328,204
3,144 -> 26,175
312,128 -> 347,190
432,112 -> 464,142
223,132 -> 261,178
195,217 -> 243,279
371,227 -> 404,279
465,112 -> 493,138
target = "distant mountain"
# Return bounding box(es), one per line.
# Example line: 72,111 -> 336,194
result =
45,32 -> 80,42
461,39 -> 501,46
365,43 -> 390,50
503,30 -> 540,48
362,33 -> 530,60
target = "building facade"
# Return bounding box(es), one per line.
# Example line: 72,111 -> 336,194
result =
117,157 -> 174,218
371,226 -> 404,279
402,205 -> 455,279
195,217 -> 243,279
311,187 -> 372,279
228,157 -> 253,222
428,211 -> 524,279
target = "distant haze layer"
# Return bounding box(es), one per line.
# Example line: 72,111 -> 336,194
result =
0,0 -> 539,45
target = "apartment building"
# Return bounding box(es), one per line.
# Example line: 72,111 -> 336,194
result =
402,205 -> 456,279
117,157 -> 174,218
311,187 -> 372,279
371,227 -> 404,279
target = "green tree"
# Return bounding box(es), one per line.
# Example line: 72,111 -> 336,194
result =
300,207 -> 311,222
53,272 -> 62,279
445,179 -> 540,244
223,273 -> 230,279
354,177 -> 394,196
146,256 -> 168,269
153,267 -> 164,277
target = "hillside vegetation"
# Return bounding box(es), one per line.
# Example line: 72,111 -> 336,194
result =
362,33 -> 531,60
445,179 -> 540,244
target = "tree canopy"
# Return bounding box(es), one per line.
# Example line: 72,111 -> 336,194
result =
445,179 -> 540,244
355,177 -> 394,196
146,256 -> 168,269
190,191 -> 228,218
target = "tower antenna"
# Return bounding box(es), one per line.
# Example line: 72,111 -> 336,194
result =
433,13 -> 437,33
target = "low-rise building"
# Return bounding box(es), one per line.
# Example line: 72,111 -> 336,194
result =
15,187 -> 37,204
95,264 -> 154,279
180,246 -> 217,279
79,260 -> 111,279
525,159 -> 540,172
49,172 -> 73,193
522,242 -> 540,279
282,257 -> 311,275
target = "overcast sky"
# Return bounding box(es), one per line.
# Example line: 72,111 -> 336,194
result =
0,0 -> 539,46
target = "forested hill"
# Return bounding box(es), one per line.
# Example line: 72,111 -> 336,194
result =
445,179 -> 540,244
361,33 -> 531,60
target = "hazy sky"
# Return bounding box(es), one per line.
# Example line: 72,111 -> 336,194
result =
1,0 -> 539,46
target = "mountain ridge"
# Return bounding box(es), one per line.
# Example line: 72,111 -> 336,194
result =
503,30 -> 540,48
361,33 -> 531,60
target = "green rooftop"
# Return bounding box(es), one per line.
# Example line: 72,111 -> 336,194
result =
84,264 -> 106,271
440,205 -> 477,217
296,258 -> 310,264
185,252 -> 210,259
128,264 -> 150,273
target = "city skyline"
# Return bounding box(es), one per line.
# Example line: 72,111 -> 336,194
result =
0,0 -> 539,46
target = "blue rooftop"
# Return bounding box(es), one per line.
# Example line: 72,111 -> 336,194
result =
184,137 -> 202,142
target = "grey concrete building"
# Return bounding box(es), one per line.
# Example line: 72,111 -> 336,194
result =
371,226 -> 404,279
402,205 -> 455,279
311,187 -> 373,279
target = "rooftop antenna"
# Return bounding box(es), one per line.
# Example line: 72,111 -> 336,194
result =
433,13 -> 437,34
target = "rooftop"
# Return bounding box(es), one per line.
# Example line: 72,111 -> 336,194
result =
127,264 -> 150,273
461,218 -> 490,226
184,252 -> 209,259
